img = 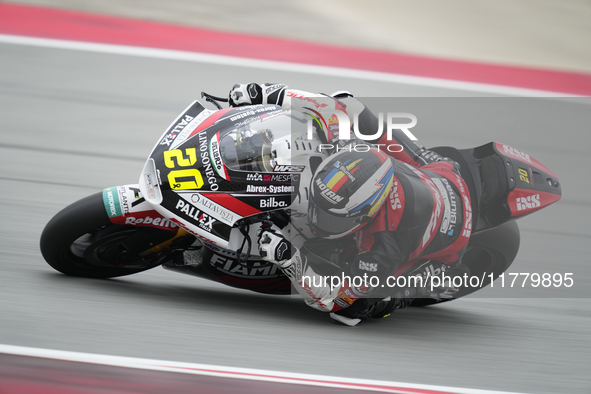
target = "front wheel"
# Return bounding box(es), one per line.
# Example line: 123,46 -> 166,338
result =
40,192 -> 179,278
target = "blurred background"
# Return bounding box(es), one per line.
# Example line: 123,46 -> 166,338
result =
5,0 -> 591,73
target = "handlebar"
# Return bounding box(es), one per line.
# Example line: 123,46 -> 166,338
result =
201,91 -> 228,110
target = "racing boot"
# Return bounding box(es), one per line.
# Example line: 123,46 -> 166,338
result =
329,296 -> 411,326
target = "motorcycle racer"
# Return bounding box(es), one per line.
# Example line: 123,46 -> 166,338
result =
229,83 -> 472,326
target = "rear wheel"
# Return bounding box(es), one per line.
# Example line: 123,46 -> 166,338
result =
454,221 -> 520,298
40,192 -> 179,278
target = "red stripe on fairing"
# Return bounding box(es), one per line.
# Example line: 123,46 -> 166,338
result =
204,193 -> 261,217
2,3 -> 591,95
508,189 -> 561,217
187,109 -> 233,139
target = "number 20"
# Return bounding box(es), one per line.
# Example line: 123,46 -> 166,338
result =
163,148 -> 203,190
518,168 -> 529,183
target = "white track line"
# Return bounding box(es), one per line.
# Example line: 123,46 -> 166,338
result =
0,34 -> 580,98
0,344 -> 528,394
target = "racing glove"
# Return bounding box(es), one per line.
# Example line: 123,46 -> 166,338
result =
257,229 -> 294,267
228,83 -> 287,107
258,232 -> 348,313
258,230 -> 368,315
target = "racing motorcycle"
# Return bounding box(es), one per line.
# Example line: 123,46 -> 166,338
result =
40,93 -> 562,305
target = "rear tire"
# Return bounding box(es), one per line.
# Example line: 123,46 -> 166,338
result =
40,192 -> 177,278
454,221 -> 520,298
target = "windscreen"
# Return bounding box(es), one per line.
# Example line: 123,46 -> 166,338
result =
219,112 -> 306,172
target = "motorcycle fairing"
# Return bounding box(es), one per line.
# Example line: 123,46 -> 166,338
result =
102,184 -> 178,231
163,246 -> 291,295
495,142 -> 557,177
507,189 -> 561,217
155,100 -> 210,150
431,142 -> 561,233
140,101 -> 303,247
493,143 -> 561,218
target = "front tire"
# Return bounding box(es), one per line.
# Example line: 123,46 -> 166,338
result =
40,192 -> 177,278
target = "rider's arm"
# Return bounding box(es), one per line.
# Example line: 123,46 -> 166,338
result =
352,229 -> 409,293
228,83 -> 349,146
228,83 -> 288,108
257,230 -> 354,313
257,228 -> 409,314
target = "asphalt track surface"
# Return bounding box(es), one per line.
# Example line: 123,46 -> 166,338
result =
1,41 -> 591,393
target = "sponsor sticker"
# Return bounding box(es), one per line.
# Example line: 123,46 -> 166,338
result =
170,110 -> 213,150
160,114 -> 194,147
125,215 -> 178,228
273,164 -> 305,173
433,178 -> 457,236
210,132 -> 230,181
246,173 -> 300,182
359,260 -> 378,272
502,144 -> 532,163
516,194 -> 541,211
210,253 -> 280,278
176,198 -> 217,232
246,185 -> 295,193
315,177 -> 344,204
198,132 -> 219,190
260,197 -> 288,208
389,181 -> 402,210
190,193 -> 237,225
103,187 -> 122,218
230,110 -> 255,122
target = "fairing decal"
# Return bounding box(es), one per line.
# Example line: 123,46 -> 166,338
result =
496,142 -> 557,177
102,185 -> 177,231
508,189 -> 561,217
